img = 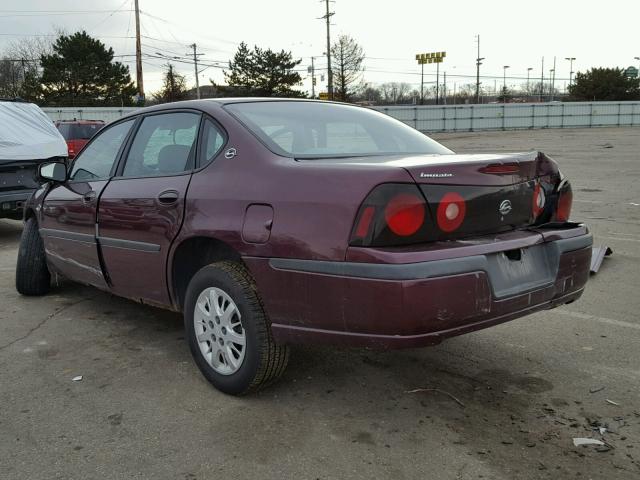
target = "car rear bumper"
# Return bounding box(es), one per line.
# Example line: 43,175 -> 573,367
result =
244,225 -> 592,349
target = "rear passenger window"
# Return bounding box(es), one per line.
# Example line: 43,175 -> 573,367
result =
122,112 -> 200,177
200,118 -> 226,165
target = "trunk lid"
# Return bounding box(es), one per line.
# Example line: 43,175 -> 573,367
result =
386,151 -> 539,186
393,152 -> 549,240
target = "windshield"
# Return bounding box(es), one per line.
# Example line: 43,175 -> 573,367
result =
57,123 -> 104,140
224,101 -> 453,159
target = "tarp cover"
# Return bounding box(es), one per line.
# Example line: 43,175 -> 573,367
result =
0,101 -> 67,161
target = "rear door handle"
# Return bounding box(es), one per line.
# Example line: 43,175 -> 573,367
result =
157,189 -> 180,205
82,190 -> 97,204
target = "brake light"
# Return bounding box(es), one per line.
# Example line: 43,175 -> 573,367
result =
479,163 -> 520,175
349,184 -> 430,247
532,183 -> 546,218
436,192 -> 466,232
556,187 -> 573,222
384,193 -> 425,236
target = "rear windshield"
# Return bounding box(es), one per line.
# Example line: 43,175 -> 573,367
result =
224,101 -> 452,159
57,123 -> 104,140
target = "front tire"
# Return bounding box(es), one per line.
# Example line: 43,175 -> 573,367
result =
184,261 -> 289,395
15,217 -> 51,296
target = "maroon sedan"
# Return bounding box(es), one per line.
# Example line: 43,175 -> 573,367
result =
16,99 -> 592,395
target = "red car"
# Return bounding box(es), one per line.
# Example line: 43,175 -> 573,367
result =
16,99 -> 592,395
55,119 -> 105,158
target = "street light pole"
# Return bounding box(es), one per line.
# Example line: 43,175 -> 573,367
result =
527,67 -> 533,100
502,65 -> 509,102
550,56 -> 557,101
539,57 -> 545,102
420,61 -> 424,105
565,57 -> 576,89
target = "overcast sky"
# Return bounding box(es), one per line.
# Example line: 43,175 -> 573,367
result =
1,0 -> 638,95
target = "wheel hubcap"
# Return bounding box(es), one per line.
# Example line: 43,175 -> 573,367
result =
193,287 -> 246,375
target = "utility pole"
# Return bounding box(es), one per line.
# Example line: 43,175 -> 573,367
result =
321,0 -> 334,100
475,35 -> 484,104
527,67 -> 533,100
190,43 -> 201,99
134,0 -> 144,105
310,57 -> 316,98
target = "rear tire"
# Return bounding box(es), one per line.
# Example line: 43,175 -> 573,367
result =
184,261 -> 289,395
15,217 -> 51,296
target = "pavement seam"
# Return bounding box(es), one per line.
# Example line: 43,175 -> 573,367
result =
0,297 -> 92,351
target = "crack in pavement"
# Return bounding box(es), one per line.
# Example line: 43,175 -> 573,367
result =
0,297 -> 93,351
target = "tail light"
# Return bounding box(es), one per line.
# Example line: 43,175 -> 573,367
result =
384,193 -> 425,236
532,183 -> 546,218
436,192 -> 466,232
350,184 -> 430,247
555,181 -> 573,222
479,163 -> 520,175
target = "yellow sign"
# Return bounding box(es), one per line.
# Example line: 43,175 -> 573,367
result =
416,51 -> 446,65
319,92 -> 329,100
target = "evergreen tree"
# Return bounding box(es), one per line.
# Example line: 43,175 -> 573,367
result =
224,42 -> 304,97
39,31 -> 136,106
153,64 -> 188,103
569,68 -> 640,101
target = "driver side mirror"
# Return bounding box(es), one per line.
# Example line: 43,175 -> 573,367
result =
38,162 -> 67,183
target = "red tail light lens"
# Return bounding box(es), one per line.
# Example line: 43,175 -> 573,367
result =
384,193 -> 425,236
436,192 -> 466,232
353,206 -> 375,239
479,163 -> 520,175
349,184 -> 430,247
556,187 -> 573,222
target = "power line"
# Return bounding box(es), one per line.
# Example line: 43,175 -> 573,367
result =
0,10 -> 133,17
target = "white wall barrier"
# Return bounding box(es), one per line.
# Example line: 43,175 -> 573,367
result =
43,101 -> 640,133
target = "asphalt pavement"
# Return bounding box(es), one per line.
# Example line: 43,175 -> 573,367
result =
1,127 -> 639,479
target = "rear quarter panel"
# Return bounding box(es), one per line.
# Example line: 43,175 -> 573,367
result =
176,106 -> 412,262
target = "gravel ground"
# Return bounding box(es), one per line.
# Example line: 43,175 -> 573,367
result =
1,127 -> 639,480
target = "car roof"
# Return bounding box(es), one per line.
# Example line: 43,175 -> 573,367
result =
116,97 -> 357,121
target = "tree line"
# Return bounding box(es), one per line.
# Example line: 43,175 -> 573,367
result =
1,30 -> 638,106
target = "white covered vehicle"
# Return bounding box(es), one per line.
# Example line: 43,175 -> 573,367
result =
0,100 -> 67,219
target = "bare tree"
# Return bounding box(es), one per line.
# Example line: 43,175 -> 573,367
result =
379,82 -> 413,104
330,35 -> 364,102
0,36 -> 54,99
